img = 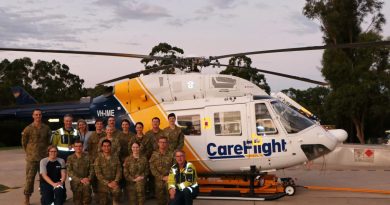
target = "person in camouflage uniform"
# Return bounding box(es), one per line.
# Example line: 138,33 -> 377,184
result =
86,118 -> 105,195
123,142 -> 149,205
128,122 -> 154,160
149,137 -> 174,205
94,139 -> 122,205
118,119 -> 134,163
145,117 -> 164,151
107,116 -> 121,139
163,113 -> 185,153
86,118 -> 105,161
67,140 -> 93,205
98,126 -> 121,158
21,109 -> 52,205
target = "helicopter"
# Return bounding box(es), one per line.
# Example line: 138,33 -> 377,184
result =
0,40 -> 389,198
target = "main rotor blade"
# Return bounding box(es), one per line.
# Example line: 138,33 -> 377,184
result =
210,40 -> 390,60
0,47 -> 168,60
98,65 -> 174,85
211,63 -> 328,86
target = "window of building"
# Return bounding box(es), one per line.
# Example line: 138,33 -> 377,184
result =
214,111 -> 241,136
177,115 -> 201,135
255,103 -> 277,135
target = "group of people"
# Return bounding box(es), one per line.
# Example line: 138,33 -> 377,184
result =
21,109 -> 199,205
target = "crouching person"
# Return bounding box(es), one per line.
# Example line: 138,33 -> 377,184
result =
40,145 -> 66,205
168,150 -> 199,205
67,140 -> 92,205
95,139 -> 122,205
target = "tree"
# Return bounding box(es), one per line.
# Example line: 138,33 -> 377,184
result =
32,60 -> 86,102
86,85 -> 109,98
141,42 -> 200,74
303,0 -> 389,143
220,55 -> 271,94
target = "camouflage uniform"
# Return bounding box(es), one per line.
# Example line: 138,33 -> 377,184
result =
86,131 -> 105,193
145,128 -> 163,151
118,132 -> 134,163
149,150 -> 174,205
67,153 -> 93,205
128,134 -> 154,160
123,155 -> 149,205
94,153 -> 122,205
86,131 -> 105,162
21,123 -> 51,196
163,126 -> 185,153
98,137 -> 121,158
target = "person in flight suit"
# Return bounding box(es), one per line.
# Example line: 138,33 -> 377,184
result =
123,142 -> 149,205
94,139 -> 122,205
163,113 -> 185,153
168,150 -> 199,205
149,137 -> 174,205
21,109 -> 52,205
67,140 -> 93,205
51,114 -> 78,161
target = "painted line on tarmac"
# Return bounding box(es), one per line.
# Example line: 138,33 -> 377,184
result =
304,186 -> 390,195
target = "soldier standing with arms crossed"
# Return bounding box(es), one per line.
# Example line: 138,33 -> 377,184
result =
149,137 -> 173,205
21,109 -> 52,205
67,140 -> 93,205
163,113 -> 185,153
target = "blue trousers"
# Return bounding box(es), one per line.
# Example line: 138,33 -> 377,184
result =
169,187 -> 198,205
40,182 -> 66,205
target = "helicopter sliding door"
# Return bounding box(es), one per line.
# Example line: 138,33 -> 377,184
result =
204,103 -> 252,173
250,101 -> 292,171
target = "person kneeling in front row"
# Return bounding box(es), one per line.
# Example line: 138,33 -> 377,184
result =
40,145 -> 67,205
168,149 -> 199,205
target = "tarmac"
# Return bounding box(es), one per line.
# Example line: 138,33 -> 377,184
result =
1,148 -> 389,205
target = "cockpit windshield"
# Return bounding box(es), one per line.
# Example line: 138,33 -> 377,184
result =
271,100 -> 315,134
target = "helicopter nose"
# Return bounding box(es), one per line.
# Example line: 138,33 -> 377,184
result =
328,129 -> 348,143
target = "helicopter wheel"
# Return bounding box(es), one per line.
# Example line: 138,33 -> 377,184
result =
284,185 -> 295,196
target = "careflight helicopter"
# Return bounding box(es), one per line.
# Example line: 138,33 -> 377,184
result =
0,40 -> 389,198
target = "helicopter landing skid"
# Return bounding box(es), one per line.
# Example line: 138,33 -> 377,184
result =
197,167 -> 295,200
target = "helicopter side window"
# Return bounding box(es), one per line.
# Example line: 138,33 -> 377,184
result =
214,111 -> 241,136
177,115 -> 201,135
255,103 -> 277,135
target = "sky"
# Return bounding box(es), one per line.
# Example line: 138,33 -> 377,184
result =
1,0 -> 389,92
